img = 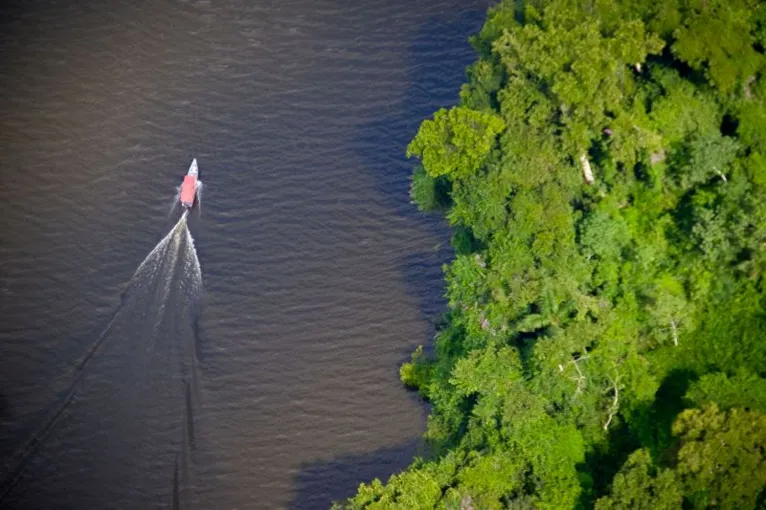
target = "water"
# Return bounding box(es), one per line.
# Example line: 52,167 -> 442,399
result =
1,211 -> 203,506
0,1 -> 491,508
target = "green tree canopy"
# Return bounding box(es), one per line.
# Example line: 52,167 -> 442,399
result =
674,405 -> 766,509
406,106 -> 505,180
341,0 -> 766,507
595,449 -> 683,510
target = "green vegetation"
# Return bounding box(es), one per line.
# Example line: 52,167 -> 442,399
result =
338,0 -> 766,507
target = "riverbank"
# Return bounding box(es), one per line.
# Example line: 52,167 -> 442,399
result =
340,0 -> 766,507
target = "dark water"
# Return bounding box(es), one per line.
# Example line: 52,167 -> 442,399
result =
0,1 -> 490,508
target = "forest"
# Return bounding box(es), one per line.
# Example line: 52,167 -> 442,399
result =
336,0 -> 766,508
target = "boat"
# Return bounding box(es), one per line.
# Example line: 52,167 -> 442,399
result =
180,158 -> 199,208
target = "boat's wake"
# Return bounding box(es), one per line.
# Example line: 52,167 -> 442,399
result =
0,210 -> 203,507
195,181 -> 204,216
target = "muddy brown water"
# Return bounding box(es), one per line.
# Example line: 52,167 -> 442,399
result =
0,1 -> 491,508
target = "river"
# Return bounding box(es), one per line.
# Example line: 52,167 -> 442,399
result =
0,1 -> 490,508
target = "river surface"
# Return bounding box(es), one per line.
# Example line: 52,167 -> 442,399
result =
0,1 -> 491,508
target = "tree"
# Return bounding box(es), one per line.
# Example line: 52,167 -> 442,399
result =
685,369 -> 766,412
673,404 -> 766,509
409,165 -> 451,212
646,274 -> 693,347
343,0 -> 766,507
595,449 -> 683,510
406,107 -> 505,180
671,0 -> 764,93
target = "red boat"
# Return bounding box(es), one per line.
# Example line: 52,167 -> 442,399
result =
180,158 -> 199,208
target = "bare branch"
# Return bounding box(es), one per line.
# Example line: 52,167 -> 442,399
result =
744,75 -> 755,100
565,355 -> 589,397
670,318 -> 678,347
603,373 -> 621,431
580,153 -> 594,184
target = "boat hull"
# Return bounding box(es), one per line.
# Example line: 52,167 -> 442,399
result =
180,175 -> 197,208
180,158 -> 199,208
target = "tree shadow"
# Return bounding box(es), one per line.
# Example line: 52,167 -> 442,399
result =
290,439 -> 426,510
399,248 -> 453,327
576,368 -> 699,507
353,4 -> 492,327
638,368 -> 699,460
289,6 -> 491,509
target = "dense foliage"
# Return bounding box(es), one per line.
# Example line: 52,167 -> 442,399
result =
339,0 -> 766,507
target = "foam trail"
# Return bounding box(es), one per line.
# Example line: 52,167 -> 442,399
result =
0,274 -> 144,499
169,186 -> 181,217
151,217 -> 185,327
132,211 -> 188,281
179,222 -> 202,509
184,380 -> 196,451
195,181 -> 203,216
77,211 -> 188,373
184,223 -> 203,298
183,223 -> 203,415
178,389 -> 193,510
0,210 -> 202,504
185,308 -> 205,414
0,372 -> 82,501
172,455 -> 181,510
76,293 -> 127,371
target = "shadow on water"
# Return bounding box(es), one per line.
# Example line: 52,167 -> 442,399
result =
400,248 -> 453,326
291,7 -> 489,509
290,439 -> 425,510
354,7 -> 489,327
